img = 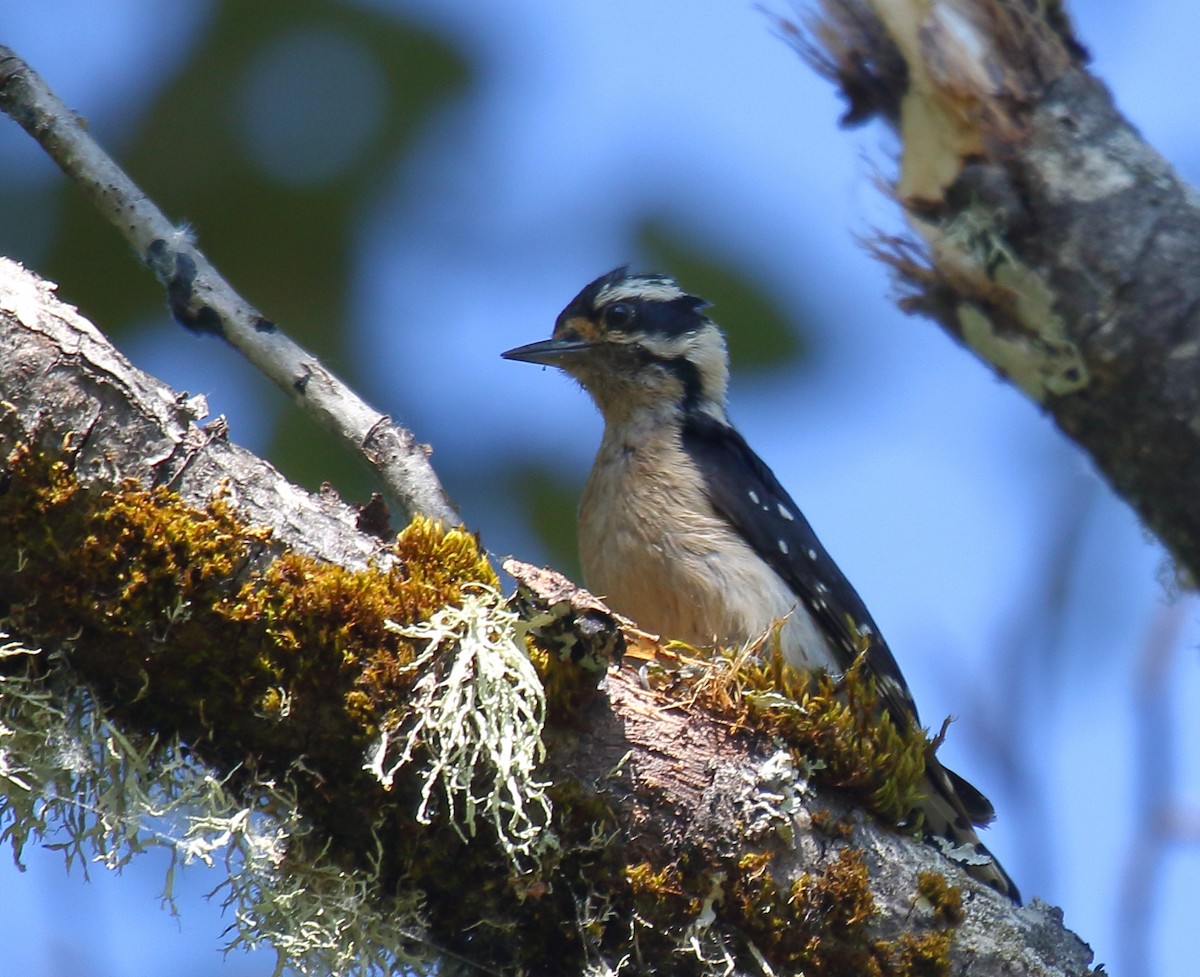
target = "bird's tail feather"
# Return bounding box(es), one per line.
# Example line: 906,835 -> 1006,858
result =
919,757 -> 1020,903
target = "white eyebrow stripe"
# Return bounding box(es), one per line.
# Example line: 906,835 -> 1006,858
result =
595,280 -> 687,305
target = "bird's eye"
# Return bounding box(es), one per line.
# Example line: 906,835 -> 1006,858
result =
603,303 -> 633,329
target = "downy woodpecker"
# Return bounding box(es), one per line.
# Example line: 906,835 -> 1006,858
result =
502,267 -> 1019,901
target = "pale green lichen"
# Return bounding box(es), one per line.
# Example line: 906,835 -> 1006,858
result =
0,636 -> 436,977
925,201 -> 1089,400
369,586 -> 554,868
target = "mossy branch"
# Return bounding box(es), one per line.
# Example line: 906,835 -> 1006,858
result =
0,261 -> 1096,974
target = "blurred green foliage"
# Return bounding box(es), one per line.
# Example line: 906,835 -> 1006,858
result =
508,462 -> 585,580
8,2 -> 812,555
638,219 -> 808,371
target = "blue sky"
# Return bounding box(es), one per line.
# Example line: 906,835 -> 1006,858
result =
2,2 -> 1199,975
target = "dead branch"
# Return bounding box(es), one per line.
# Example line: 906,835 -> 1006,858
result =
0,46 -> 459,528
786,0 -> 1200,583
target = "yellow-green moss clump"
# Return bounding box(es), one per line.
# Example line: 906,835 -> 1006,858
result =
727,848 -> 956,977
917,871 -> 964,927
0,444 -> 498,867
0,445 -> 604,970
626,860 -> 688,916
810,808 -> 857,840
885,931 -> 954,977
727,847 -> 881,973
0,446 -> 965,974
691,646 -> 930,830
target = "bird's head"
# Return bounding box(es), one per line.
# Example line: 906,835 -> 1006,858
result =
502,267 -> 730,424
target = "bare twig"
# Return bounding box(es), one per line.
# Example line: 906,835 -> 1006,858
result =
0,46 -> 460,528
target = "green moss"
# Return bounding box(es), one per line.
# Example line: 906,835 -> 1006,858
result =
723,846 -> 891,975
724,848 -> 960,977
810,809 -> 856,840
791,848 -> 876,930
0,445 -> 505,880
694,646 -> 929,830
0,446 -> 966,974
883,931 -> 954,977
0,444 -> 672,971
731,850 -> 790,953
787,848 -> 882,974
917,871 -> 964,926
626,859 -> 680,892
627,860 -> 686,916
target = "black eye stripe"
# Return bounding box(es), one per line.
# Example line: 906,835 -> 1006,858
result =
557,269 -> 712,340
634,295 -> 709,338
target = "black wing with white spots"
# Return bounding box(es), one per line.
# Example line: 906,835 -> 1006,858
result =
681,410 -> 1008,840
680,412 -> 922,728
681,413 -> 1002,835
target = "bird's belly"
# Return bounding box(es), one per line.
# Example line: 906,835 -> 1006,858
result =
579,455 -> 838,672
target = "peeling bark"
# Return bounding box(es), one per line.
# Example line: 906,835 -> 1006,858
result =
791,0 -> 1200,582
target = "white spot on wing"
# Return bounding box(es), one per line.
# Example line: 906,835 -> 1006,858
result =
878,676 -> 913,711
778,540 -> 789,555
748,490 -> 759,504
778,504 -> 795,521
807,549 -> 817,561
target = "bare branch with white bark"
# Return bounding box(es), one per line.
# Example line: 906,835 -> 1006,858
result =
0,46 -> 459,528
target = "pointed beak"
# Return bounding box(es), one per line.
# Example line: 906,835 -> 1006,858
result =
501,337 -> 594,366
